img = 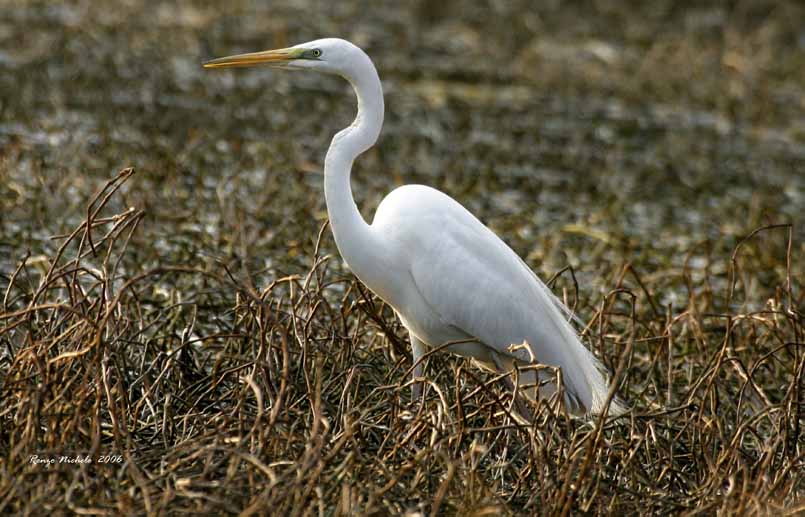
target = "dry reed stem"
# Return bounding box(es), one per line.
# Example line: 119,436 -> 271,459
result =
0,169 -> 801,515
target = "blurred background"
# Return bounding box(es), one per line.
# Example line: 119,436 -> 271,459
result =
1,0 -> 803,294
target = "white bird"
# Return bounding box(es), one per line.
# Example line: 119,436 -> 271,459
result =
204,38 -> 623,417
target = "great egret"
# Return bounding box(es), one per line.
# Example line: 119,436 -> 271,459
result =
204,38 -> 623,417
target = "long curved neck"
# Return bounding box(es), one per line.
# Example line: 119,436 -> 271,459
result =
324,52 -> 385,280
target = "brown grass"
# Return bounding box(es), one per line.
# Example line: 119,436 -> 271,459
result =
0,168 -> 801,515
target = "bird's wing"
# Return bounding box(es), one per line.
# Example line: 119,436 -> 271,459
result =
408,204 -> 612,413
409,210 -> 563,364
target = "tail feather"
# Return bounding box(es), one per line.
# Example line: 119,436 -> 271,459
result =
525,263 -> 626,417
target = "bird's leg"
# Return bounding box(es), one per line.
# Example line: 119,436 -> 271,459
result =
492,352 -> 534,423
409,333 -> 426,404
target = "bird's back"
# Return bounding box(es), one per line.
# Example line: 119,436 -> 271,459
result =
371,184 -> 619,415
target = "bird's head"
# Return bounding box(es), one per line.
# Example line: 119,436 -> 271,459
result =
203,38 -> 366,77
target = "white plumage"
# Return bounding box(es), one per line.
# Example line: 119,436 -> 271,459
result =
205,38 -> 623,417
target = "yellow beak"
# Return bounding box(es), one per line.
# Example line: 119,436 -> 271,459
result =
203,47 -> 303,69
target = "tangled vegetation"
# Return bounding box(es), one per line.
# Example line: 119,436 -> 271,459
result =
0,167 -> 801,515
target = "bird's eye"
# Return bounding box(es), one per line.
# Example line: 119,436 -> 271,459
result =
311,49 -> 322,58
